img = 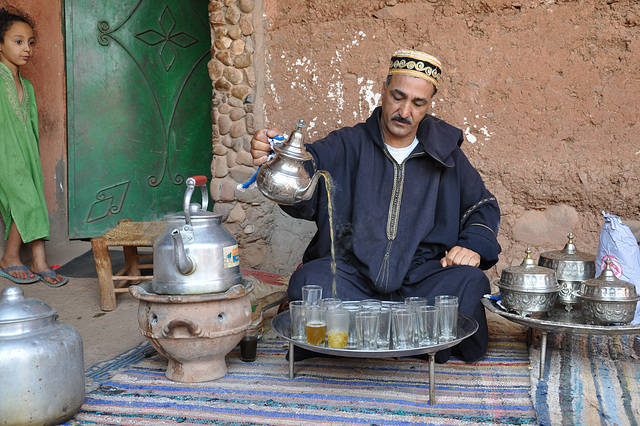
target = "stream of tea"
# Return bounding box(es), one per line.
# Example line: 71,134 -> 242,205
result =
317,170 -> 337,297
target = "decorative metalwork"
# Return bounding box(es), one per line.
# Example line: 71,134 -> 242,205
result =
86,181 -> 130,223
96,0 -> 207,187
135,6 -> 197,72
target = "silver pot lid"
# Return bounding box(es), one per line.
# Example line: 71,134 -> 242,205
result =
498,248 -> 559,292
539,233 -> 596,263
0,286 -> 57,324
538,233 -> 596,282
578,259 -> 640,302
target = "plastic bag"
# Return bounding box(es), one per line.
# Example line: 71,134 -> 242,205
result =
595,211 -> 640,324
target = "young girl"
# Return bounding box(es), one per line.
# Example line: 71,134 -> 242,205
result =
0,7 -> 67,286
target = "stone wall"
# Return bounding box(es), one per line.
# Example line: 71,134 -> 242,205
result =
209,0 -> 640,277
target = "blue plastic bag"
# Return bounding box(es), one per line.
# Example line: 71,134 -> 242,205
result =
595,212 -> 640,324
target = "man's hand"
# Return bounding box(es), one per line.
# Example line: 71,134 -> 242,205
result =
440,246 -> 481,268
250,127 -> 282,166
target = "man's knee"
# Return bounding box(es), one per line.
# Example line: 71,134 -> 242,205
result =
455,265 -> 490,296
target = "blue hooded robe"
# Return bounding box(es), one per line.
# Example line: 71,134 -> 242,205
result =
282,107 -> 501,362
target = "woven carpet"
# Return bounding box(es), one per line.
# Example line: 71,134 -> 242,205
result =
529,332 -> 640,426
62,335 -> 536,425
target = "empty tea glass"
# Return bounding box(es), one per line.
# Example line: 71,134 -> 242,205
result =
289,300 -> 306,342
342,301 -> 360,349
376,306 -> 392,350
356,311 -> 379,350
391,306 -> 414,349
405,297 -> 429,344
417,305 -> 439,346
435,295 -> 458,342
302,285 -> 323,306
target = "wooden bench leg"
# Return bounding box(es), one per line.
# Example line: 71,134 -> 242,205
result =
91,237 -> 116,311
123,245 -> 141,278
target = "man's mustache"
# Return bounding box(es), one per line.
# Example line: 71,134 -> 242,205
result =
391,114 -> 412,125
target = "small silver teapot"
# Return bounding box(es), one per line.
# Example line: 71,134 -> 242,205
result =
256,119 -> 322,205
151,175 -> 242,295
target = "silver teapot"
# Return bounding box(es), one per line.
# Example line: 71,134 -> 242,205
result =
151,175 -> 243,295
256,119 -> 323,205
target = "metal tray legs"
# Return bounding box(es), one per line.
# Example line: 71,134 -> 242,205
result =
288,342 -> 438,405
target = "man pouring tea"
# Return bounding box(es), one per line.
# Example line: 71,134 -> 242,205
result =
250,49 -> 501,363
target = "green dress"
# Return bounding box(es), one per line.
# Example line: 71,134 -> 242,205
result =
0,62 -> 49,242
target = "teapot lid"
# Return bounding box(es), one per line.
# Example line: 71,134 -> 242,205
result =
0,286 -> 57,324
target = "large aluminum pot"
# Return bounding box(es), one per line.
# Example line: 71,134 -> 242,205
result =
0,286 -> 85,425
152,176 -> 243,294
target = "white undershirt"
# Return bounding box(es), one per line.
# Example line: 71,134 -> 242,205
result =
385,137 -> 419,164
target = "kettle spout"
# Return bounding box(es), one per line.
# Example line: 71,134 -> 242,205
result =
171,229 -> 196,275
297,170 -> 324,202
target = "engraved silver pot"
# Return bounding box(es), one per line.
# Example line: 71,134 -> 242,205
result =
538,233 -> 596,312
578,259 -> 640,325
497,249 -> 560,316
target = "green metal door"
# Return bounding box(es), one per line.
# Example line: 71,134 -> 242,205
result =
66,0 -> 212,238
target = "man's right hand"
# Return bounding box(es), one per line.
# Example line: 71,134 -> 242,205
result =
250,127 -> 282,166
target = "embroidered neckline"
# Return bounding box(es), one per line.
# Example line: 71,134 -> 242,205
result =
0,62 -> 29,128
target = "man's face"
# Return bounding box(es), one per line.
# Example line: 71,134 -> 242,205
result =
380,75 -> 435,147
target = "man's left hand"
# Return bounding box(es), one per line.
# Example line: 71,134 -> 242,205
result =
440,246 -> 481,268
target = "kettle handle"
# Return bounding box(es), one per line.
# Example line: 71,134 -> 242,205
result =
162,318 -> 204,338
183,175 -> 209,227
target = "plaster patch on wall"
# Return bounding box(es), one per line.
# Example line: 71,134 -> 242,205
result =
357,77 -> 380,120
462,112 -> 494,145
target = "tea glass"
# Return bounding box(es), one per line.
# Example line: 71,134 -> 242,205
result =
391,306 -> 414,349
326,307 -> 350,349
435,295 -> 458,342
356,311 -> 379,350
305,305 -> 327,346
302,285 -> 323,306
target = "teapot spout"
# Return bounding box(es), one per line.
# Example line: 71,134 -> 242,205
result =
298,170 -> 323,201
171,229 -> 196,275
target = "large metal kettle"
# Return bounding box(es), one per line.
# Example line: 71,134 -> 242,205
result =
255,119 -> 323,205
151,175 -> 243,295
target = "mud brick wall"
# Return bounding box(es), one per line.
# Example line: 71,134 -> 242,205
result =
208,0 -> 640,278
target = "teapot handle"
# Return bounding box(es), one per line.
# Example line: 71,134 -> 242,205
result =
183,175 -> 209,227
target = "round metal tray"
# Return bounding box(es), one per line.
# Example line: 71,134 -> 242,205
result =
481,297 -> 640,335
272,310 -> 478,358
482,296 -> 640,381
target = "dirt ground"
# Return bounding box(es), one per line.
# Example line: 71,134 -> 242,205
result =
257,0 -> 640,275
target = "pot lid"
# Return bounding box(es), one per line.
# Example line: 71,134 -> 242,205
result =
0,286 -> 57,324
498,248 -> 559,292
539,233 -> 596,263
165,203 -> 221,221
578,259 -> 640,302
503,248 -> 557,276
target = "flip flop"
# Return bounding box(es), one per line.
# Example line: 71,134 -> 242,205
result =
33,268 -> 69,288
0,265 -> 40,284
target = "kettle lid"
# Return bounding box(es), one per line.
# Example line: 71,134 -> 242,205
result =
0,286 -> 57,324
165,203 -> 221,221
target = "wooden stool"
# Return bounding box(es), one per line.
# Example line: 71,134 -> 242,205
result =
91,219 -> 165,311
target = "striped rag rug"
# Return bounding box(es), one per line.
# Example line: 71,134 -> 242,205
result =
64,336 -> 536,425
529,333 -> 640,426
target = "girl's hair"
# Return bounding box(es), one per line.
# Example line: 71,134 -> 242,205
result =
0,6 -> 34,43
